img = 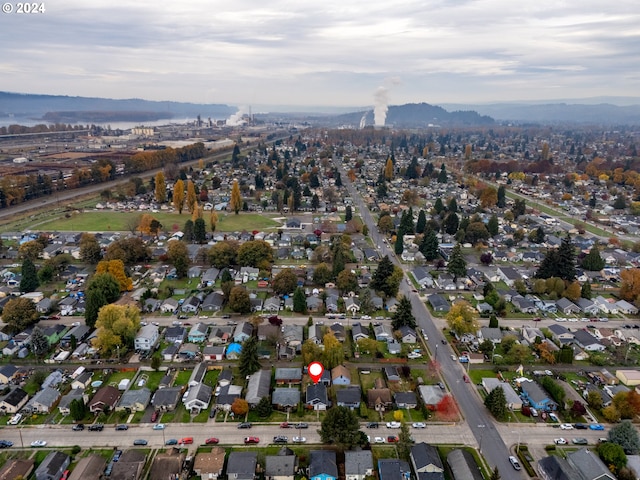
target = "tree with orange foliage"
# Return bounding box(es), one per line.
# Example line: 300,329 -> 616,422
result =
173,179 -> 185,214
620,268 -> 640,303
480,186 -> 498,208
96,259 -> 133,292
384,158 -> 394,181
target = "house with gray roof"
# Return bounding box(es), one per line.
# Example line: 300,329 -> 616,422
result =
182,382 -> 212,414
538,455 -> 583,480
275,368 -> 302,385
394,391 -> 418,409
265,451 -> 297,480
201,292 -> 225,311
310,451 -> 338,480
35,451 -> 70,480
417,385 -> 446,408
410,443 -> 444,480
336,386 -> 361,409
351,323 -> 369,342
477,327 -> 503,344
566,448 -> 616,480
188,323 -> 209,343
58,388 -> 85,416
164,326 -> 186,344
282,325 -> 304,348
227,452 -> 258,480
134,324 -> 159,352
0,387 -> 28,414
152,386 -> 183,412
24,387 -> 60,413
233,322 -> 254,343
427,294 -> 450,312
481,378 -> 522,410
378,459 -> 411,480
245,369 -> 271,407
556,297 -> 580,315
446,449 -> 483,480
272,388 -> 300,410
116,387 -> 151,412
573,330 -> 605,352
548,324 -> 574,344
345,451 -> 373,480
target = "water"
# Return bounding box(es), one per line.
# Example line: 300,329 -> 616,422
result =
0,116 -> 197,130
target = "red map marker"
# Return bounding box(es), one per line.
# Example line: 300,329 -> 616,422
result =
308,361 -> 324,384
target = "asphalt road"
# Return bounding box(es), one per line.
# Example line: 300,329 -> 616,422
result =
337,160 -> 524,478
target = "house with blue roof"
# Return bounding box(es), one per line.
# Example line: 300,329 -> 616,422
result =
226,343 -> 242,359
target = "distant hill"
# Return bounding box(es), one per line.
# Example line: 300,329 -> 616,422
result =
441,101 -> 640,125
0,92 -> 236,122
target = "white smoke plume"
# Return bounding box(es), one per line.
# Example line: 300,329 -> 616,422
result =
226,105 -> 250,126
373,77 -> 401,127
359,112 -> 368,129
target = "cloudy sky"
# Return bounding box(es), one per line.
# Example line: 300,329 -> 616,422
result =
1,0 -> 639,110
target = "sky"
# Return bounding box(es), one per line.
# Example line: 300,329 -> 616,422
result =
1,0 -> 639,110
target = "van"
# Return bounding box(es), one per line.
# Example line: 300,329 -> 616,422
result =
8,414 -> 22,425
179,437 -> 193,445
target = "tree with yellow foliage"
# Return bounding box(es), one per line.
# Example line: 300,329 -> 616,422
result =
92,304 -> 141,355
173,179 -> 185,214
186,180 -> 197,214
209,209 -> 219,232
384,158 -> 394,181
154,172 -> 166,203
230,180 -> 242,214
96,259 -> 132,291
620,268 -> 640,303
445,301 -> 479,336
347,169 -> 356,182
138,213 -> 154,235
480,186 -> 498,208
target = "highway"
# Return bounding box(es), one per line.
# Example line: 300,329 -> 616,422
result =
336,159 -> 525,478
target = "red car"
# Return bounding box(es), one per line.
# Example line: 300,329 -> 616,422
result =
244,436 -> 260,444
205,438 -> 219,445
150,411 -> 159,422
280,422 -> 291,429
387,436 -> 398,443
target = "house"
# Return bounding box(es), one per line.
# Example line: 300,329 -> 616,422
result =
116,388 -> 151,412
0,459 -> 35,480
309,451 -> 338,480
482,378 -> 523,410
245,370 -> 271,407
548,324 -> 575,344
566,448 -> 616,480
378,459 -> 411,480
201,292 -> 225,312
203,345 -> 226,361
538,455 -> 583,480
282,325 -> 304,348
412,266 -> 434,288
183,382 -> 212,413
305,383 -> 329,410
573,330 -> 605,352
67,455 -> 107,480
275,368 -> 302,385
181,295 -> 201,313
89,385 -> 120,413
331,365 -> 351,386
446,449 -> 483,480
521,327 -> 544,345
384,366 -> 401,383
556,298 -> 580,315
209,326 -> 234,345
71,371 -> 92,390
576,297 -> 599,315
0,365 -> 18,384
34,451 -> 70,480
152,386 -> 183,412
345,451 -> 373,480
216,384 -> 242,411
394,391 -> 418,409
477,327 -> 503,344
272,388 -> 301,410
399,326 -> 417,344
164,326 -> 187,344
410,443 -> 445,480
351,323 -> 369,342
308,324 -> 322,344
24,387 -> 60,413
266,450 -> 297,480
615,299 -> 638,315
367,387 -> 393,411
227,452 -> 258,480
193,447 -> 226,480
188,323 -> 209,343
374,324 -> 394,342
134,324 -> 159,352
234,322 -> 254,343
160,298 -> 179,313
58,388 -> 85,416
330,323 -> 346,342
616,370 -> 640,386
110,450 -> 145,480
520,381 -> 557,411
497,266 -> 521,286
0,387 -> 28,414
417,385 -> 446,409
427,294 -> 450,312
162,343 -> 179,361
336,386 -> 361,409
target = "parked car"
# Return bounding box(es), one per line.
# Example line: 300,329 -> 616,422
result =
238,422 -> 252,429
209,409 -> 216,419
112,450 -> 123,462
295,423 -> 309,429
273,436 -> 288,444
560,423 -> 574,430
387,436 -> 399,443
150,411 -> 159,422
165,439 -> 178,445
438,382 -> 445,390
72,424 -> 85,431
133,439 -> 148,446
412,422 -> 426,428
574,423 -> 588,430
367,422 -> 379,429
280,422 -> 291,428
386,422 -> 401,428
205,438 -> 219,445
88,424 -> 104,431
572,438 -> 588,445
30,440 -> 47,448
244,437 -> 259,444
374,437 -> 385,443
292,437 -> 306,443
179,437 -> 193,445
554,438 -> 567,445
115,424 -> 128,431
0,440 -> 12,449
589,424 -> 605,431
153,423 -> 166,430
509,456 -> 522,471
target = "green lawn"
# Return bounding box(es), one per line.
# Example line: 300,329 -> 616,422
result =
173,369 -> 192,386
131,371 -> 165,391
33,210 -> 282,232
105,371 -> 136,389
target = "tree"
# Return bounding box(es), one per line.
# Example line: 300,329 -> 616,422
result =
301,339 -> 323,365
256,396 -> 272,418
480,186 -> 498,208
322,332 -> 343,370
336,270 -> 358,294
30,326 -> 49,359
530,226 -> 545,244
236,240 -> 273,268
564,281 -> 581,301
193,218 -> 207,244
231,398 -> 249,416
445,301 -> 479,336
570,400 -> 586,418
598,442 -> 628,473
18,240 -> 43,261
384,158 -> 394,181
92,304 -> 140,355
345,205 -> 353,222
587,390 -> 604,410
397,423 -> 412,460
151,352 -> 162,371
154,172 -> 166,203
2,297 -> 38,333
557,234 -> 577,281
484,386 -> 507,420
319,406 -> 364,449
394,233 -> 404,254
489,466 -> 501,480
487,214 -> 499,236
391,296 -> 416,330
497,185 -> 506,208
357,338 -> 379,355
313,263 -> 333,286
186,180 -> 197,214
69,398 -> 88,421
229,286 -> 251,313
96,259 -> 132,291
370,255 -> 400,297
512,198 -> 526,219
239,336 -> 261,376
582,244 -> 605,271
273,269 -> 297,295
79,233 -> 102,264
437,164 -> 447,183
609,420 -> 640,454
420,229 -> 439,261
20,257 -> 39,293
416,210 -> 427,234
378,215 -> 394,233
293,287 -> 306,313
230,180 -> 242,214
446,243 -> 467,280
167,240 -> 190,278
581,281 -> 592,300
85,272 -> 121,327
173,179 -> 185,214
443,212 -> 459,235
620,268 -> 640,302
489,314 -> 498,328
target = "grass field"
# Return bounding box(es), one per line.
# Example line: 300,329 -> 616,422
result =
31,210 -> 282,232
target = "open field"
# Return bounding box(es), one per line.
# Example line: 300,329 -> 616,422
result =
30,210 -> 283,232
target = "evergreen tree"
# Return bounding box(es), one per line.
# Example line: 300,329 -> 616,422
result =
484,386 -> 507,419
193,218 -> 207,244
69,398 -> 88,422
319,406 -> 364,449
20,257 -> 39,293
293,287 -> 307,313
489,466 -> 501,480
394,233 -> 404,255
183,219 -> 194,242
487,214 -> 499,237
530,226 -> 545,244
332,247 -> 346,278
370,256 -> 395,292
497,185 -> 506,208
30,326 -> 49,359
581,281 -> 592,300
434,198 -> 445,215
446,243 -> 467,280
416,210 -> 427,234
399,207 -> 415,235
419,229 -> 439,261
489,314 -> 498,328
443,213 -> 459,235
535,249 -> 560,279
437,164 -> 447,183
391,296 -> 416,330
582,244 -> 605,271
239,336 -> 261,376
345,205 -> 353,222
447,198 -> 458,213
557,234 -> 576,281
397,423 -> 413,460
256,396 -> 273,418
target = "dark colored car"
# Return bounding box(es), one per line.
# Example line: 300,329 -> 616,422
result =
115,424 -> 128,431
112,450 -> 123,462
367,422 -> 379,429
72,424 -> 85,431
133,439 -> 148,446
273,436 -> 288,444
295,423 -> 309,429
209,409 -> 216,419
574,423 -> 588,429
0,440 -> 13,448
205,438 -> 219,445
165,439 -> 178,446
237,422 -> 252,429
88,424 -> 104,431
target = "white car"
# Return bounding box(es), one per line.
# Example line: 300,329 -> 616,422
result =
407,352 -> 423,359
153,423 -> 166,430
554,438 -> 567,445
412,422 -> 426,429
560,423 -> 574,430
374,437 -> 385,443
30,440 -> 47,448
292,437 -> 306,443
386,422 -> 401,428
